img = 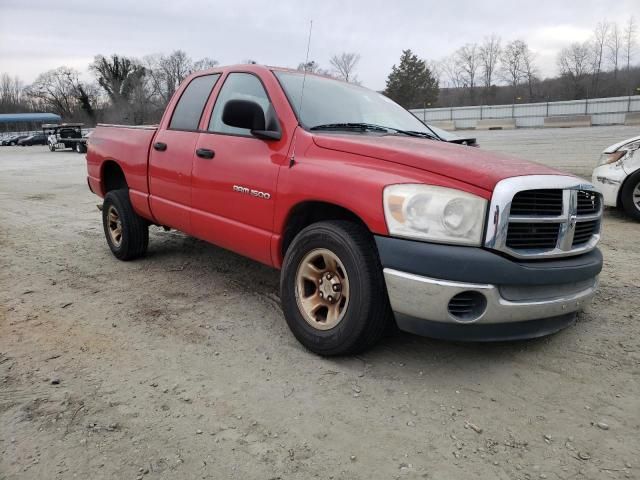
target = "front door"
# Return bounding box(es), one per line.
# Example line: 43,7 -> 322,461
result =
191,72 -> 288,265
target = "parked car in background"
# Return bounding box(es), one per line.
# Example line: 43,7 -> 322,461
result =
86,65 -> 603,355
18,133 -> 48,146
1,134 -> 29,146
592,135 -> 640,220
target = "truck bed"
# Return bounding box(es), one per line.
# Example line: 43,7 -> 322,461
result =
86,123 -> 158,219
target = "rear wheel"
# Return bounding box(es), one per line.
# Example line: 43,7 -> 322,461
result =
102,189 -> 149,260
49,143 -> 56,152
621,171 -> 640,221
280,220 -> 390,356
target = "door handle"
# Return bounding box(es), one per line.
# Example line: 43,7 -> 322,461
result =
196,148 -> 215,159
153,142 -> 167,151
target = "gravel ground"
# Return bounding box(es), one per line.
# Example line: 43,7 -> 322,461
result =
1,126 -> 639,480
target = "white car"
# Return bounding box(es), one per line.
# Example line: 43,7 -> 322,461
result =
592,135 -> 640,220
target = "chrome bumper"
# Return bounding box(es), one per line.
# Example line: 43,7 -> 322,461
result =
384,268 -> 598,325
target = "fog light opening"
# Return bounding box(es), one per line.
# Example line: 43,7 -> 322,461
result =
447,291 -> 487,323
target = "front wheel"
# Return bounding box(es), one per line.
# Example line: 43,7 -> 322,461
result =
102,189 -> 149,260
49,143 -> 56,152
621,171 -> 640,221
280,220 -> 391,356
75,142 -> 86,153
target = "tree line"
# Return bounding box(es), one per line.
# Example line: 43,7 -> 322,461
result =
0,50 -> 367,125
0,51 -> 218,125
434,17 -> 640,107
0,16 -> 638,124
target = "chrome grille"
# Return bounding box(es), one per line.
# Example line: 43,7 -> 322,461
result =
485,176 -> 603,259
577,190 -> 601,215
572,219 -> 600,246
510,189 -> 563,216
506,223 -> 560,249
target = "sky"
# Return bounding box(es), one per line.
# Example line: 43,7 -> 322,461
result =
0,0 -> 637,91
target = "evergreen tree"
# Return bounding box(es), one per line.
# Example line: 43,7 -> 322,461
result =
384,50 -> 439,108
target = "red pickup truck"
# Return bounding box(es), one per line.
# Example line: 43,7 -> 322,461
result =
86,64 -> 603,355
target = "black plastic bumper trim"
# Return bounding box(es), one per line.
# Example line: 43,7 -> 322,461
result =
395,312 -> 577,342
375,236 -> 602,286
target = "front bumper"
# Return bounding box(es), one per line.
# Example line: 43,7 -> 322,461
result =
592,163 -> 627,207
376,236 -> 602,341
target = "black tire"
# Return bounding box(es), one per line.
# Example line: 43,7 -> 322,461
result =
620,170 -> 640,221
75,143 -> 85,153
49,143 -> 55,152
280,220 -> 391,356
102,189 -> 149,260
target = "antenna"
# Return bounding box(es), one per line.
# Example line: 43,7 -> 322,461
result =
290,20 -> 313,168
297,20 -> 313,117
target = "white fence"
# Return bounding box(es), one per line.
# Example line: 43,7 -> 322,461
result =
411,95 -> 640,129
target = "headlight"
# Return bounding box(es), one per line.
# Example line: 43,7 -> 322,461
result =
383,184 -> 487,246
597,150 -> 626,166
598,141 -> 640,166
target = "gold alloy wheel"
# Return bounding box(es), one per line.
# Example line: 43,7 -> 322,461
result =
107,205 -> 123,247
295,248 -> 350,330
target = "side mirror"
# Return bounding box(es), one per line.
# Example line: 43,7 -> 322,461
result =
222,99 -> 281,140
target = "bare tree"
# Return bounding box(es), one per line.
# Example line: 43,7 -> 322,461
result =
145,50 -> 192,105
607,23 -> 622,79
297,60 -> 320,73
591,21 -> 610,96
478,35 -> 501,89
521,43 -> 538,100
455,43 -> 480,103
192,57 -> 219,72
144,52 -> 219,111
72,81 -> 100,122
624,17 -> 638,75
297,61 -> 332,76
24,67 -> 82,116
439,56 -> 464,89
557,42 -> 593,99
500,40 -> 526,99
0,74 -> 24,112
90,54 -> 146,108
329,52 -> 361,83
427,60 -> 441,87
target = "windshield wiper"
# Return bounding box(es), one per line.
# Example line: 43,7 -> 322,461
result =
389,129 -> 439,140
310,122 -> 439,140
309,123 -> 389,133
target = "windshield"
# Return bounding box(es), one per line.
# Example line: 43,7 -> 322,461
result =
274,71 -> 435,135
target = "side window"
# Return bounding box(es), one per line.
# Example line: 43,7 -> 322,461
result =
169,74 -> 220,130
209,73 -> 271,135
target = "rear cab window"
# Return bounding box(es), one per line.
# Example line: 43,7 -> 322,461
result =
169,74 -> 221,131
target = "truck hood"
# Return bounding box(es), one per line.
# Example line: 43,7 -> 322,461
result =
312,133 -> 563,191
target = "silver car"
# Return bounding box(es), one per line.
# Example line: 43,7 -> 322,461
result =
592,135 -> 640,220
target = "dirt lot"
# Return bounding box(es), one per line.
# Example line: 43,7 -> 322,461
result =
1,126 -> 639,480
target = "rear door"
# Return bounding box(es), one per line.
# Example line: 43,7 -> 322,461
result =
191,72 -> 288,265
148,74 -> 220,233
